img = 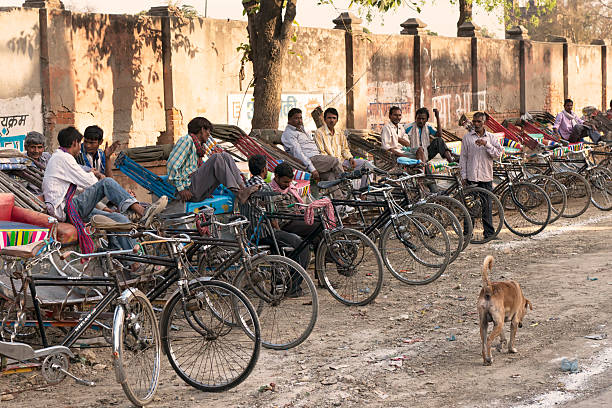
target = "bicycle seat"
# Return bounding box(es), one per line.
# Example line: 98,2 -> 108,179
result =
90,215 -> 135,231
317,179 -> 343,189
0,240 -> 45,258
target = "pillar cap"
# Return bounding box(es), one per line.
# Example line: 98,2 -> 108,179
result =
22,0 -> 64,8
546,35 -> 568,43
505,25 -> 529,40
457,21 -> 481,38
333,12 -> 362,32
400,17 -> 427,35
590,39 -> 608,45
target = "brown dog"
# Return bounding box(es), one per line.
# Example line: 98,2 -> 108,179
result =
477,255 -> 532,365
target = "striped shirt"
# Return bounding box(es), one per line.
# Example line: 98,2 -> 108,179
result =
240,176 -> 273,239
459,130 -> 503,182
167,134 -> 219,192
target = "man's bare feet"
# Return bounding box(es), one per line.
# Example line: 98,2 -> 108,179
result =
236,185 -> 261,204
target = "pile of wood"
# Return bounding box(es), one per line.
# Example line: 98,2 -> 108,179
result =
0,149 -> 46,212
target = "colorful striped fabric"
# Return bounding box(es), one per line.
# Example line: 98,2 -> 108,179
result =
0,222 -> 48,249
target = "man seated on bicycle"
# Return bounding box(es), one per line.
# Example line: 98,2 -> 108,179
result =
167,116 -> 259,204
404,108 -> 459,164
240,155 -> 310,274
43,126 -> 167,253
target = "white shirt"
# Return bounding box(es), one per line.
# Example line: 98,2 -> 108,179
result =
459,130 -> 503,182
281,125 -> 320,172
43,149 -> 98,221
380,122 -> 405,151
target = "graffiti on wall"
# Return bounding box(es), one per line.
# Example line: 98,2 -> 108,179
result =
0,94 -> 43,151
367,81 -> 415,132
228,93 -> 324,132
432,90 -> 487,128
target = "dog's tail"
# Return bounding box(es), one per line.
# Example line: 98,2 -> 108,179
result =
482,255 -> 494,295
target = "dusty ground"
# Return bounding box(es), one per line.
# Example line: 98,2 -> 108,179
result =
1,207 -> 611,408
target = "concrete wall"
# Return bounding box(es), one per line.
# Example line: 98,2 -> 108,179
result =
568,44 -> 602,114
524,41 -> 565,113
422,36 -> 472,131
2,6 -> 610,149
367,34 -> 414,131
69,13 -> 165,148
478,38 -> 520,118
0,7 -> 43,151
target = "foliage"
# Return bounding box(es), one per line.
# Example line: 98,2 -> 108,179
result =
507,0 -> 611,43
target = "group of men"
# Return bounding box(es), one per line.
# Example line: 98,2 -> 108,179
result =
23,100 -> 506,263
24,127 -> 166,256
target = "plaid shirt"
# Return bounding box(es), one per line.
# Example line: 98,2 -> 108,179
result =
167,134 -> 219,192
245,175 -> 267,188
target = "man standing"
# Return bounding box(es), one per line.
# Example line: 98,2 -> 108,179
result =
281,108 -> 343,183
553,99 -> 584,143
380,106 -> 411,157
76,125 -> 119,177
167,116 -> 256,204
405,108 -> 459,163
314,107 -> 372,188
43,127 -> 166,252
459,112 -> 503,241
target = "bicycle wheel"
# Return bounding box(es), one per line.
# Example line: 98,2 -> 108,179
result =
315,228 -> 384,306
458,187 -> 504,244
113,288 -> 161,407
379,213 -> 450,285
552,171 -> 591,218
587,167 -> 612,211
233,255 -> 318,350
413,202 -> 463,264
426,195 -> 473,251
528,174 -> 567,223
500,182 -> 551,237
160,279 -> 260,392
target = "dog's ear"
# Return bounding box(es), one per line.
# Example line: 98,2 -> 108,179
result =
525,299 -> 533,310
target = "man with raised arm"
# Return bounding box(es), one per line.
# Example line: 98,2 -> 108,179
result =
404,107 -> 459,164
459,112 -> 503,241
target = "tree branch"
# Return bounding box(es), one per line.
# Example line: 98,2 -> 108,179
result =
280,0 -> 297,40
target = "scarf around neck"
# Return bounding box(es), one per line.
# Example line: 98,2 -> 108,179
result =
191,134 -> 207,166
406,122 -> 431,148
270,178 -> 303,204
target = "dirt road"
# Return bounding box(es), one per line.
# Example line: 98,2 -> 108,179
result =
2,208 -> 611,407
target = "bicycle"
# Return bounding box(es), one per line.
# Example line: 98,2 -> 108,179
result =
247,193 -> 384,305
157,214 -> 317,350
0,221 -> 161,407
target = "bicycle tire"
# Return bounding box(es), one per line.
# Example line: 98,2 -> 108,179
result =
160,279 -> 260,392
426,195 -> 473,251
315,228 -> 384,306
552,171 -> 591,218
413,202 -> 463,264
233,255 -> 318,350
113,288 -> 161,407
527,174 -> 567,223
500,182 -> 551,237
458,187 -> 504,244
587,167 -> 612,211
379,212 -> 450,285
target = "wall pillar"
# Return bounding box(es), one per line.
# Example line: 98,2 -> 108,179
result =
592,39 -> 607,112
507,26 -> 530,116
25,0 -> 74,148
333,12 -> 367,129
400,18 -> 426,109
149,6 -> 181,144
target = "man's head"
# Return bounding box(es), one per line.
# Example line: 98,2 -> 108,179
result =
248,154 -> 268,178
472,112 -> 487,133
389,106 -> 402,125
564,99 -> 574,113
324,107 -> 339,130
57,126 -> 83,156
274,162 -> 294,190
83,125 -> 104,155
415,107 -> 430,128
287,108 -> 303,128
187,117 -> 214,143
24,131 -> 45,160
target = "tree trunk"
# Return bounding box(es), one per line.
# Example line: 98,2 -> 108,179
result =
457,0 -> 473,28
244,0 -> 297,130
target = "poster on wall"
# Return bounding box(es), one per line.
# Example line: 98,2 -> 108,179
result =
228,93 -> 324,133
0,94 -> 43,151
